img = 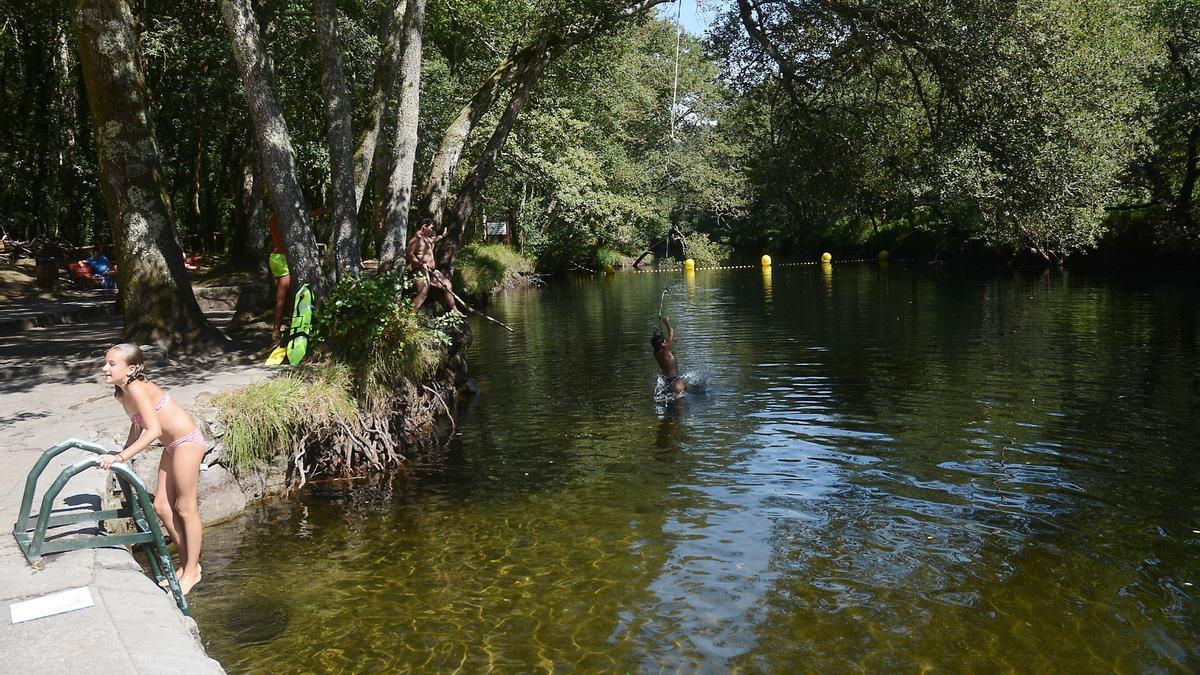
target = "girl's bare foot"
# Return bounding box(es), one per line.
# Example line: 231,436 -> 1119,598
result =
164,563 -> 200,588
179,568 -> 202,595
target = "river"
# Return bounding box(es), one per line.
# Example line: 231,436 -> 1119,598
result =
190,263 -> 1199,671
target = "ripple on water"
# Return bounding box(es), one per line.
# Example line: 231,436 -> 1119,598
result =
192,267 -> 1200,672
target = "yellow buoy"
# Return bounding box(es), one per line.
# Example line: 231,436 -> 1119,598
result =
684,258 -> 695,271
878,250 -> 890,262
761,254 -> 772,267
821,252 -> 832,263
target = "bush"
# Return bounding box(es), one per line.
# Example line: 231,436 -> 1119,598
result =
212,366 -> 357,471
455,243 -> 533,297
679,231 -> 730,267
313,272 -> 452,408
594,247 -> 623,268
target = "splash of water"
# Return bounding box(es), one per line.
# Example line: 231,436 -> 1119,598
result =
653,369 -> 708,402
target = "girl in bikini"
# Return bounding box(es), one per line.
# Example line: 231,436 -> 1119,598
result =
98,343 -> 204,595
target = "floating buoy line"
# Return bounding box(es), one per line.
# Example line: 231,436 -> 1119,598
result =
630,258 -> 882,272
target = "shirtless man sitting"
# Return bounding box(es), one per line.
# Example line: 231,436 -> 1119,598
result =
651,314 -> 687,396
406,221 -> 460,314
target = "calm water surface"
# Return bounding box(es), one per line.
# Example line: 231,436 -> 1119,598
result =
191,264 -> 1200,672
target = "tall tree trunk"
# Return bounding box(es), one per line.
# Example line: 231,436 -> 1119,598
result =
56,24 -> 82,243
416,0 -> 669,229
221,0 -> 323,297
1174,124 -> 1200,233
232,136 -> 267,263
417,44 -> 535,226
436,37 -> 550,272
314,0 -> 361,283
377,0 -> 426,271
75,0 -> 226,352
352,0 -> 405,213
30,26 -> 54,236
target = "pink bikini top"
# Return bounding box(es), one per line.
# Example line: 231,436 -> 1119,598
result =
130,393 -> 170,426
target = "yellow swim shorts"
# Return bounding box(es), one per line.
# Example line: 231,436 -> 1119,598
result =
269,252 -> 290,278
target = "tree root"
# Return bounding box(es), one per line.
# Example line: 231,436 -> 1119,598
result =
282,379 -> 456,491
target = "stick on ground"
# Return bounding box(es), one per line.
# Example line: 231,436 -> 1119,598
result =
450,289 -> 515,333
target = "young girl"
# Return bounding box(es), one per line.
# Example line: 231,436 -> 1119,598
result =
98,343 -> 204,595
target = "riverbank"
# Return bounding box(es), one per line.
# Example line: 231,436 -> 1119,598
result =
0,273 -> 471,672
0,355 -> 273,674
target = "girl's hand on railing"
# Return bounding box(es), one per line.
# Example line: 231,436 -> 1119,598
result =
97,452 -> 123,470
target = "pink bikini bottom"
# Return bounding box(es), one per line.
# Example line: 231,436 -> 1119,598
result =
166,427 -> 204,452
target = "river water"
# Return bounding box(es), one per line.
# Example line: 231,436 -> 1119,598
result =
191,264 -> 1199,672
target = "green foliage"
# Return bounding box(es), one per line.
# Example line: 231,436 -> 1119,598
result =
313,272 -> 451,408
1135,0 -> 1200,247
5,0 -> 1197,266
712,0 -> 1162,259
455,243 -> 533,296
594,247 -> 623,268
679,230 -> 730,268
482,19 -> 749,270
212,365 -> 356,471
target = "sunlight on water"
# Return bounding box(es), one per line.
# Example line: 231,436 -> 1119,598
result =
191,265 -> 1200,672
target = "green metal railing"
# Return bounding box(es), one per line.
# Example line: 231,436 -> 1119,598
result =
12,438 -> 188,615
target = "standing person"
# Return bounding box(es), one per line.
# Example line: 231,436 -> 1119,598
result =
98,343 -> 204,595
651,314 -> 687,396
267,214 -> 291,342
405,221 -> 461,314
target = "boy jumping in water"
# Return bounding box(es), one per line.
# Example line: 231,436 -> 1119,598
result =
652,314 -> 687,396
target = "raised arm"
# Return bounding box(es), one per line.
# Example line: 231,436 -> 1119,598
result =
661,315 -> 675,345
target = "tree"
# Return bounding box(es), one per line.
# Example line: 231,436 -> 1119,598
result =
75,0 -> 226,352
426,0 -> 675,271
1140,0 -> 1200,243
313,0 -> 361,281
221,0 -> 324,297
484,20 -> 748,269
377,0 -> 427,271
719,0 -> 1151,258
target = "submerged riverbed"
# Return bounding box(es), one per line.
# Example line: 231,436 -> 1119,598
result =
191,264 -> 1199,671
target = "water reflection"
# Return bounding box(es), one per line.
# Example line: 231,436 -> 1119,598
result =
193,265 -> 1200,672
655,399 -> 686,450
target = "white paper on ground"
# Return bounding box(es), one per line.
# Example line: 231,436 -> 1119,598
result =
9,586 -> 95,624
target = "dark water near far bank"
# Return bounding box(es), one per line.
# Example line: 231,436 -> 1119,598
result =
191,264 -> 1200,672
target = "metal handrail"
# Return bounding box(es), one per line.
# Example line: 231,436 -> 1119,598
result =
13,438 -> 108,538
11,439 -> 188,615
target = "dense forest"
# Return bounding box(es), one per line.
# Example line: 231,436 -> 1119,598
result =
1,0 -> 1197,283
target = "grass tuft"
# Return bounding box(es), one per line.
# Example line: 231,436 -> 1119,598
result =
212,365 -> 357,471
456,244 -> 533,296
594,247 -> 623,268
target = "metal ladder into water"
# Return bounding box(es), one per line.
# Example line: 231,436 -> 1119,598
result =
11,439 -> 188,615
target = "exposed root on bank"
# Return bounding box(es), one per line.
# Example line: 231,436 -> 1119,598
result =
283,380 -> 456,492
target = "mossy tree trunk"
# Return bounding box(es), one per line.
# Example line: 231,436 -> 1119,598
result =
75,0 -> 227,353
221,0 -> 324,299
436,36 -> 550,273
416,44 -> 536,229
313,0 -> 361,283
353,0 -> 406,214
377,0 -> 427,272
231,134 -> 267,264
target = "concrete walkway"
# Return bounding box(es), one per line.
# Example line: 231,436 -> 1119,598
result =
0,300 -> 277,674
